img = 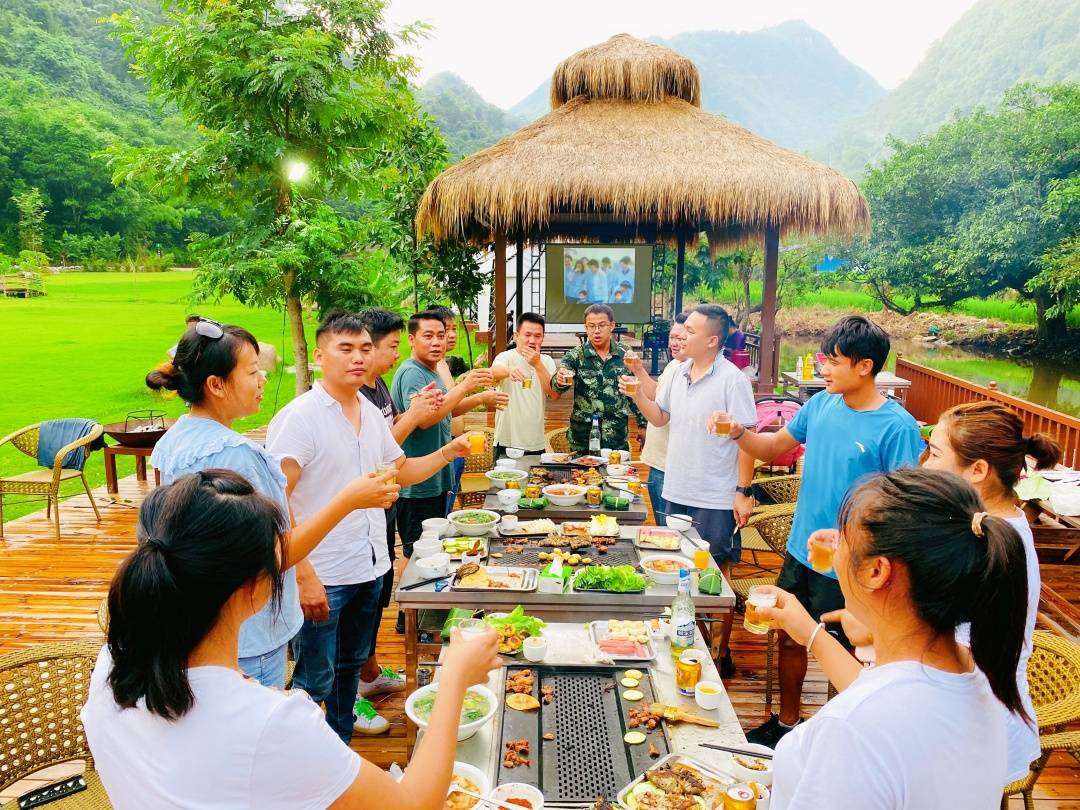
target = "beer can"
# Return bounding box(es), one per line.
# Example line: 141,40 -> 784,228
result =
608,450 -> 622,465
721,784 -> 757,810
416,667 -> 434,688
525,484 -> 541,499
627,479 -> 642,496
506,479 -> 521,490
586,486 -> 603,507
675,649 -> 703,696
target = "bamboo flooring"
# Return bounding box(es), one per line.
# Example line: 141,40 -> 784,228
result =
1,395 -> 1078,806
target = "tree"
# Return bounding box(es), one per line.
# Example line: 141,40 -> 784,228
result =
850,83 -> 1080,341
13,187 -> 47,254
107,0 -> 430,393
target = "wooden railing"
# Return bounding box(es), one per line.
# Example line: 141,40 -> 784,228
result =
896,357 -> 1080,468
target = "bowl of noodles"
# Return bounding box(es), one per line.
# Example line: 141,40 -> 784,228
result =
405,682 -> 498,741
444,762 -> 491,810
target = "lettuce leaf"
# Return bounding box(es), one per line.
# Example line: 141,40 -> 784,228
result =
574,564 -> 647,592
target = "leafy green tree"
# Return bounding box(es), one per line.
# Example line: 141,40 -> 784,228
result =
851,83 -> 1080,341
13,187 -> 47,254
107,0 -> 431,393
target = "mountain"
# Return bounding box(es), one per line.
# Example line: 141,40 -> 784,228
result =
418,72 -> 525,160
818,0 -> 1080,177
510,21 -> 886,154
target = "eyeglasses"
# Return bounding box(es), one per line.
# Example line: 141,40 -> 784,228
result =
194,318 -> 224,339
584,323 -> 611,332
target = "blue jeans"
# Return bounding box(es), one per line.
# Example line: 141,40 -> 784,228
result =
290,579 -> 383,742
239,643 -> 288,688
647,467 -> 668,520
446,456 -> 466,513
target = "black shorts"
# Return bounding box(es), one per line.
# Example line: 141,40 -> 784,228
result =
775,552 -> 851,649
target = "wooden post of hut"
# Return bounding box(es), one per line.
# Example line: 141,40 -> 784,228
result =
758,225 -> 780,392
494,233 -> 507,354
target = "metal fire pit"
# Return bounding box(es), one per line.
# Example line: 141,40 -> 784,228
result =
496,665 -> 670,804
102,410 -> 176,448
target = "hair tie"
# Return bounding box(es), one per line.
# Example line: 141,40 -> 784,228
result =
971,511 -> 988,538
144,536 -> 168,553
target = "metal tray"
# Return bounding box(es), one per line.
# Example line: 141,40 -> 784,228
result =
527,466 -> 607,486
633,527 -> 685,552
615,753 -> 736,809
496,665 -> 671,803
571,568 -> 649,594
497,519 -> 559,538
490,539 -> 640,570
588,621 -> 657,661
449,566 -> 538,592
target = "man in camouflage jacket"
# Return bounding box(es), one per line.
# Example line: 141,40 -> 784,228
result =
551,304 -> 644,454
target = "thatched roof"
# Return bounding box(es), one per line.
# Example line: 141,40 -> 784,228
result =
416,34 -> 870,248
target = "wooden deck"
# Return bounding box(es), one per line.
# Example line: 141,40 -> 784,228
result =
1,397 -> 1078,806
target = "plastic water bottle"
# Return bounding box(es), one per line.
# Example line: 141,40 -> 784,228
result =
588,414 -> 601,455
671,569 -> 696,652
795,354 -> 804,380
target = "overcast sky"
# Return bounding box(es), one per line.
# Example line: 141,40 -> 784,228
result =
385,0 -> 981,108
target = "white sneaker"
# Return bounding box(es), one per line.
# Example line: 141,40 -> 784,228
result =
358,666 -> 406,697
353,698 -> 390,735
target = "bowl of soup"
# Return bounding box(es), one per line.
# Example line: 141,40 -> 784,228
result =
448,509 -> 501,537
541,484 -> 587,506
445,762 -> 491,810
405,683 -> 498,741
485,469 -> 528,490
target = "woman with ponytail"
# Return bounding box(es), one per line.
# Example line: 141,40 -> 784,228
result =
920,401 -> 1060,783
756,468 -> 1029,809
148,319 -> 400,687
83,471 -> 502,809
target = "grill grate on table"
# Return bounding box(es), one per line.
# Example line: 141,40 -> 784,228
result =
489,540 -> 640,569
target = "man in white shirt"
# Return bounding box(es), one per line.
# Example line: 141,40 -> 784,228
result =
267,311 -> 470,742
625,305 -> 757,675
492,312 -> 559,456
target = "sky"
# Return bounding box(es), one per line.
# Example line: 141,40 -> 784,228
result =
385,0 -> 981,109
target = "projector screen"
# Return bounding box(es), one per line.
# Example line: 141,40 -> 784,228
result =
544,244 -> 653,324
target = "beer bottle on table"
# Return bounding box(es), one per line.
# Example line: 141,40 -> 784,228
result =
671,569 -> 695,652
589,413 -> 601,455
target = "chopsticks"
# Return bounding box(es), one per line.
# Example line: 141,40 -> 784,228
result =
400,573 -> 450,591
447,788 -> 525,810
699,742 -> 774,760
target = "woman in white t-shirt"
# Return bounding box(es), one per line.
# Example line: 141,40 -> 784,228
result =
921,401 -> 1060,784
82,470 -> 502,810
756,467 -> 1031,810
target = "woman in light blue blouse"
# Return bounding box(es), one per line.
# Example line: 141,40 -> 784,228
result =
149,318 -> 398,687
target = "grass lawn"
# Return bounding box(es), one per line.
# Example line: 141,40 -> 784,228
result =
0,271 -> 476,523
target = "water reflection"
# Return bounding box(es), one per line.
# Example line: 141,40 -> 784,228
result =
780,337 -> 1080,418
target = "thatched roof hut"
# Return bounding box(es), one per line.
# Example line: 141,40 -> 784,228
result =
415,33 -> 870,384
415,33 -> 869,249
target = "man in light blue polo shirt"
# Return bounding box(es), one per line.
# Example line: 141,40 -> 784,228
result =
629,303 -> 757,572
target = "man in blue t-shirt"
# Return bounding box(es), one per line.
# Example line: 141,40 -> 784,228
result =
711,316 -> 923,747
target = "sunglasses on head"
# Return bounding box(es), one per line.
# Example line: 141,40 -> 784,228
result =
194,318 -> 224,339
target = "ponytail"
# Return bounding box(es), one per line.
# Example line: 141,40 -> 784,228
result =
1026,433 -> 1062,471
107,471 -> 288,719
968,514 -> 1030,718
145,323 -> 259,405
839,468 -> 1029,719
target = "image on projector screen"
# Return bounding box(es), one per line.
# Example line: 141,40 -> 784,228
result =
561,247 -> 638,305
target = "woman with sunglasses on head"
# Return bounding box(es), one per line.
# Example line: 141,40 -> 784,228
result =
756,467 -> 1029,809
148,319 -> 399,688
83,471 -> 502,810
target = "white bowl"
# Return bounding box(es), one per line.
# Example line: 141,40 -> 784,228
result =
665,513 -> 694,532
523,635 -> 548,662
422,517 -> 450,536
448,762 -> 491,806
404,682 -> 498,742
497,489 -> 521,511
413,538 -> 443,559
505,447 -> 526,459
448,509 -> 501,537
415,553 -> 451,578
694,679 -> 724,710
495,457 -> 517,469
638,554 -> 694,584
486,469 -> 528,490
541,483 -> 587,506
488,783 -> 545,810
606,463 -> 630,478
729,743 -> 775,786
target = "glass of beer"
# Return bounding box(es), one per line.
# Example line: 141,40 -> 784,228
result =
521,376 -> 533,390
558,368 -> 575,386
458,618 -> 489,640
743,587 -> 778,635
711,414 -> 731,439
467,432 -> 486,455
375,461 -> 397,485
808,532 -> 838,573
621,374 -> 639,396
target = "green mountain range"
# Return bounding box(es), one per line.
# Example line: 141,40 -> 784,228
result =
817,0 -> 1080,176
509,22 -> 886,154
416,73 -> 525,160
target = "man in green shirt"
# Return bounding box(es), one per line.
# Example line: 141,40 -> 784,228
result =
551,304 -> 643,454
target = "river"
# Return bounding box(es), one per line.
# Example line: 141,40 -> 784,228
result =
778,337 -> 1080,419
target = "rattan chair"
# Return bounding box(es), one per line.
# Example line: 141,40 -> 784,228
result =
544,427 -> 571,454
0,640 -> 110,809
0,423 -> 103,541
1002,631 -> 1080,809
754,473 -> 802,505
730,504 -> 793,707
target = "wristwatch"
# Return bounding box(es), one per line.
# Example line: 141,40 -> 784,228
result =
735,485 -> 755,497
